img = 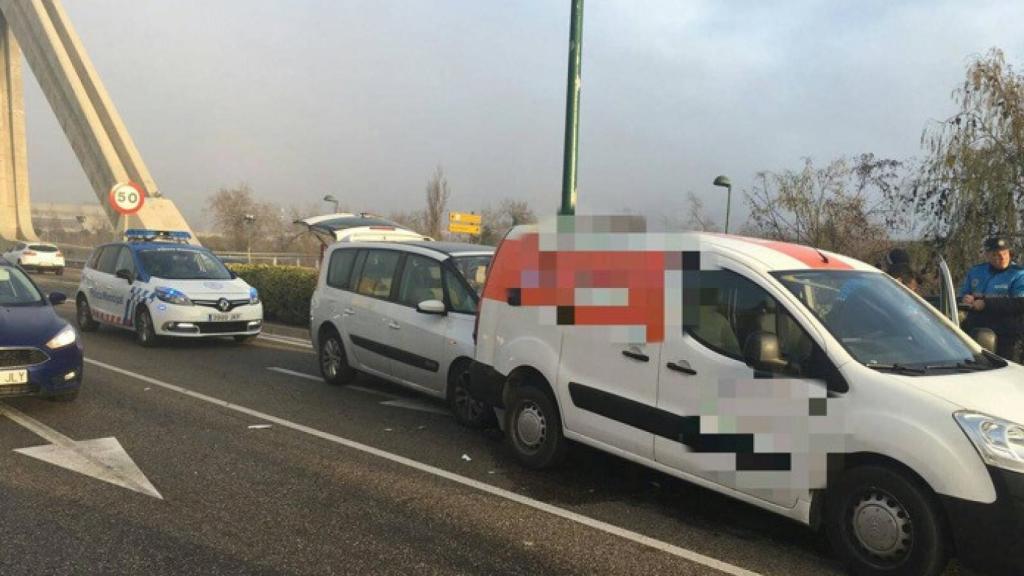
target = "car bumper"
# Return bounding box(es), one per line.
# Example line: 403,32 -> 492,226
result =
21,259 -> 64,269
942,466 -> 1024,575
151,302 -> 264,337
0,344 -> 83,399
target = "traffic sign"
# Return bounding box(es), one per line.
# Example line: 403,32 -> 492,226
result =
449,211 -> 481,235
108,182 -> 145,215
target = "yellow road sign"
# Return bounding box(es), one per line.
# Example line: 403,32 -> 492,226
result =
449,222 -> 481,235
449,211 -> 481,225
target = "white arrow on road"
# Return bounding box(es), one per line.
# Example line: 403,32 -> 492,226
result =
0,403 -> 162,500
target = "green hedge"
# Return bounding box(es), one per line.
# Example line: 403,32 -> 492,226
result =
228,264 -> 317,326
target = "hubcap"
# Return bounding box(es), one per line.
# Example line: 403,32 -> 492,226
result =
78,302 -> 89,323
322,339 -> 342,378
139,313 -> 150,341
516,402 -> 546,449
851,489 -> 912,562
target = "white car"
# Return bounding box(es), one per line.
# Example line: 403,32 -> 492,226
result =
75,230 -> 263,346
469,218 -> 1024,576
310,241 -> 493,425
3,241 -> 66,274
295,213 -> 433,243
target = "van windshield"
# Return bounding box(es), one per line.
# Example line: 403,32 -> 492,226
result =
138,249 -> 232,280
773,270 -> 1002,373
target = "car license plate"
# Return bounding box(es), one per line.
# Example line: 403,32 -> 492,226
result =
207,313 -> 242,322
0,369 -> 28,386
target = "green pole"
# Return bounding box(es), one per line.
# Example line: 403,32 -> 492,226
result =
559,0 -> 584,216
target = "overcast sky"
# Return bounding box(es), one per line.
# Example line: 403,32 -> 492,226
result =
23,0 -> 1024,230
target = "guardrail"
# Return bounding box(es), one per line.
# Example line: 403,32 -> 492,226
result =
53,244 -> 319,269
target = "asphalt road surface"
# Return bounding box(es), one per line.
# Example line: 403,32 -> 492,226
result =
1,270 -> 981,576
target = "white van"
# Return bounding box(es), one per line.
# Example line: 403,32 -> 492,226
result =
468,219 -> 1024,576
310,241 -> 494,425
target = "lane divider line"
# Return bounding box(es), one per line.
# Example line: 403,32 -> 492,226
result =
266,367 -> 321,382
86,357 -> 761,576
258,334 -> 313,349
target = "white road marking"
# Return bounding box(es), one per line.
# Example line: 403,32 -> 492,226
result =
347,385 -> 395,398
258,334 -> 312,349
380,398 -> 450,416
0,403 -> 162,500
87,358 -> 761,576
267,367 -> 321,382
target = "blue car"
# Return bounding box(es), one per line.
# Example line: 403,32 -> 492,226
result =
0,259 -> 82,401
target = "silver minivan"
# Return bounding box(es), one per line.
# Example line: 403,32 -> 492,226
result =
310,241 -> 493,425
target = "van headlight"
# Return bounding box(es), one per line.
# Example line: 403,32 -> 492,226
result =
46,325 -> 77,349
155,286 -> 192,306
955,411 -> 1024,473
249,287 -> 260,305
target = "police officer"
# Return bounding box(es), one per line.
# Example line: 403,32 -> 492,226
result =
959,236 -> 1024,362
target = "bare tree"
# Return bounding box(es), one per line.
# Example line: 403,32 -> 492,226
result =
480,198 -> 537,245
388,209 -> 426,234
424,166 -> 451,240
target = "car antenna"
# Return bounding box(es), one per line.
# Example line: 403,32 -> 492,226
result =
815,249 -> 830,263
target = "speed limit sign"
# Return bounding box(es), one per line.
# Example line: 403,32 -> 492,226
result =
108,182 -> 145,215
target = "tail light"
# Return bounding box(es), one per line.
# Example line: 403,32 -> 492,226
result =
23,250 -> 36,256
55,251 -> 63,257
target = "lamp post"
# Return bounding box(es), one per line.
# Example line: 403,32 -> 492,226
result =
243,213 -> 256,263
560,0 -> 584,216
323,194 -> 340,213
713,175 -> 732,234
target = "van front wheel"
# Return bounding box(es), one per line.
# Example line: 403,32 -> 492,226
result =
826,465 -> 948,576
505,383 -> 567,469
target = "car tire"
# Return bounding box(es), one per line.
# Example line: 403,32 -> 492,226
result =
55,268 -> 64,276
48,389 -> 79,402
319,331 -> 356,385
135,308 -> 159,348
826,465 -> 949,576
448,360 -> 495,429
504,380 -> 568,469
76,296 -> 99,332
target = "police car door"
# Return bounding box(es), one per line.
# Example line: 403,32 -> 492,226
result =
656,257 -> 836,509
85,245 -> 122,323
110,246 -> 138,326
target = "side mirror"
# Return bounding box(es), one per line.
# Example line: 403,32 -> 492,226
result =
115,269 -> 133,283
971,328 -> 998,354
48,292 -> 67,306
743,331 -> 788,372
416,299 -> 446,315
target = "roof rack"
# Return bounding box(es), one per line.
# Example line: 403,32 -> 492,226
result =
124,229 -> 192,244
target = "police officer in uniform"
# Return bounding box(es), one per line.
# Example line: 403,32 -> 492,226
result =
959,236 -> 1024,362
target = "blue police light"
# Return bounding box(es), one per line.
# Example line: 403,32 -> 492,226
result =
125,229 -> 192,242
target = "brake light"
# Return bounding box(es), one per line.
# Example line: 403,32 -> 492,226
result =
23,250 -> 36,256
55,251 -> 63,257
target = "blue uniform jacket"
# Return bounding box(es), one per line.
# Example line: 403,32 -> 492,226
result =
959,263 -> 1024,336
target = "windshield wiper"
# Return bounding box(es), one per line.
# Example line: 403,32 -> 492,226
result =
923,360 -> 990,372
866,363 -> 926,375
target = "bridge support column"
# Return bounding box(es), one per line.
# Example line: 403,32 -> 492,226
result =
0,13 -> 35,241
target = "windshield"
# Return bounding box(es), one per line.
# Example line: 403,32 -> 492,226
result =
0,267 -> 44,306
452,255 -> 492,295
773,270 -> 1001,372
138,249 -> 232,280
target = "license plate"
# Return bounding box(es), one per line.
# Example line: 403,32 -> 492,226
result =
207,313 -> 242,322
0,369 -> 28,386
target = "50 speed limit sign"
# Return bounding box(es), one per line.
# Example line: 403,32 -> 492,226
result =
108,182 -> 146,215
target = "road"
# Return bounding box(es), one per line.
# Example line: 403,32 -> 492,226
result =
1,270 -> 980,576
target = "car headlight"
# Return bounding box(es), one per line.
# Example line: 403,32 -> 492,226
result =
154,286 -> 192,306
955,411 -> 1024,473
249,287 -> 260,305
46,325 -> 77,349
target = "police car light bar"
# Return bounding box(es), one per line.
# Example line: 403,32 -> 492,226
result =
124,229 -> 192,243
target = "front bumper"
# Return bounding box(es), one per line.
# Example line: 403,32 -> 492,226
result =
151,302 -> 264,337
0,344 -> 83,399
942,466 -> 1024,575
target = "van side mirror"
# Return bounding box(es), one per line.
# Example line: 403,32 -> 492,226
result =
115,269 -> 133,283
743,331 -> 788,372
48,292 -> 67,306
971,328 -> 998,354
416,299 -> 446,315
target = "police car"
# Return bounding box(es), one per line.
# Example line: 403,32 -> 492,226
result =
75,230 -> 263,346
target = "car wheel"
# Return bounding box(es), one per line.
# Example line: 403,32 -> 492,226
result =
135,308 -> 159,348
504,380 -> 567,469
76,296 -> 99,332
319,331 -> 355,385
48,389 -> 79,402
826,465 -> 949,576
55,268 -> 64,276
448,361 -> 495,429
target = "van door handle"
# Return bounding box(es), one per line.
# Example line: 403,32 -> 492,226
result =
621,350 -> 650,362
342,308 -> 355,316
666,362 -> 697,375
388,321 -> 401,330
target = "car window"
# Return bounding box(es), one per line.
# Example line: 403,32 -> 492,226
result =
96,246 -> 121,274
444,268 -> 477,314
115,248 -> 136,276
354,250 -> 400,299
327,249 -> 358,290
0,266 -> 44,306
397,255 -> 443,307
29,244 -> 58,252
685,269 -> 815,375
87,247 -> 104,269
451,255 -> 492,296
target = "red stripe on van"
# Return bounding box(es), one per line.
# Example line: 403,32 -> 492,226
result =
728,236 -> 853,270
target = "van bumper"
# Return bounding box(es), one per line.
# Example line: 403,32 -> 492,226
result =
467,360 -> 505,408
941,466 -> 1024,575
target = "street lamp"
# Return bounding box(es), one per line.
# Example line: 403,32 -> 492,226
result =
323,194 -> 339,213
243,213 -> 256,263
713,175 -> 732,234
